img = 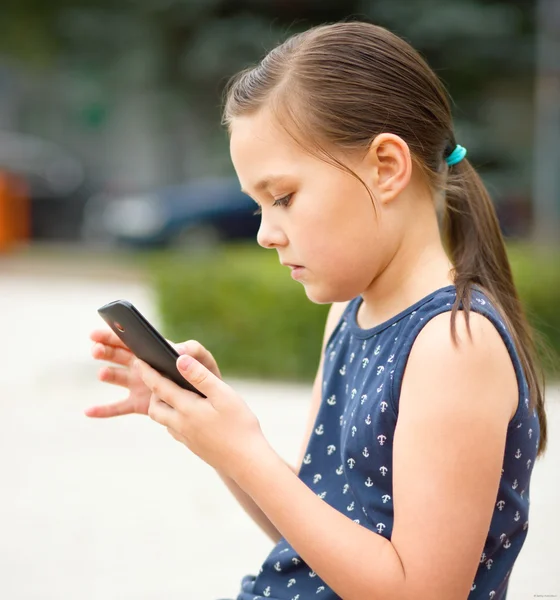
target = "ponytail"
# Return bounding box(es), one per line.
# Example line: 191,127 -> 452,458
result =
442,158 -> 548,457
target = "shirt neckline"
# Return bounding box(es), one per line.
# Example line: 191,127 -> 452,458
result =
348,284 -> 457,339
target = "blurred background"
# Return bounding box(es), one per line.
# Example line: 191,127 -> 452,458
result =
0,1 -> 559,599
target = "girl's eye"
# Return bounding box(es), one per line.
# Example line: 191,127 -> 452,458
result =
272,194 -> 293,208
252,194 -> 292,216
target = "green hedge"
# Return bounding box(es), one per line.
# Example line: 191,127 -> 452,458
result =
146,244 -> 329,381
146,243 -> 559,381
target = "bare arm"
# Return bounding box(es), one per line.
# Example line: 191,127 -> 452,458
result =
218,301 -> 349,543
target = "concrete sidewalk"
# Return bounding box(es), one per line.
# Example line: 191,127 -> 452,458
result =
0,268 -> 558,599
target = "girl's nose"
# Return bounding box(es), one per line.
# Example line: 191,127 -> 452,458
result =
256,217 -> 288,249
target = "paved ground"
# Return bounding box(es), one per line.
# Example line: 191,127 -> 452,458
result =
0,253 -> 558,599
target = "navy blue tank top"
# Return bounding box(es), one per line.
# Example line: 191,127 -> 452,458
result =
233,285 -> 540,600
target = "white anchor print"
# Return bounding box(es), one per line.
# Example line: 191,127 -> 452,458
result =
376,365 -> 385,375
351,426 -> 357,437
380,401 -> 388,412
486,559 -> 493,570
336,464 -> 344,475
489,591 -> 496,599
291,596 -> 300,600
329,351 -> 336,361
528,428 -> 533,439
515,448 -> 522,459
347,501 -> 355,512
353,519 -> 360,524
475,297 -> 487,306
316,586 -> 325,594
365,477 -> 374,487
470,583 -> 476,592
327,395 -> 337,406
521,489 -> 525,499
499,533 -> 507,544
309,570 -> 317,578
382,494 -> 391,503
388,354 -> 395,363
362,447 -> 370,458
377,434 -> 387,446
287,578 -> 296,588
361,394 -> 368,405
376,384 -> 384,393
303,453 -> 312,465
514,511 -> 520,522
512,479 -> 518,490
349,352 -> 355,363
347,458 -> 356,469
525,397 -> 529,408
517,422 -> 522,429
362,340 -> 367,350
503,539 -> 511,549
342,483 -> 350,494
480,552 -> 486,563
365,414 -> 372,425
263,586 -> 271,597
376,522 -> 386,534
345,384 -> 349,394
527,459 -> 532,470
315,424 -> 324,435
362,358 -> 369,369
274,561 -> 282,572
280,548 -> 290,553
313,473 -> 322,484
292,557 -> 301,565
379,466 -> 388,476
409,311 -> 417,320
523,521 -> 529,531
327,444 -> 337,455
374,345 -> 381,355
351,388 -> 357,399
318,491 -> 327,499
339,365 -> 346,376
496,500 -> 505,511
339,415 -> 344,426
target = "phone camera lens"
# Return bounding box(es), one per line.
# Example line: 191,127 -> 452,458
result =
114,322 -> 125,332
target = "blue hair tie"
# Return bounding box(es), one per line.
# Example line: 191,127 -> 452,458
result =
445,144 -> 467,166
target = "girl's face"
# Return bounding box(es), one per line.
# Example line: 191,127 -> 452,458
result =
229,109 -> 402,304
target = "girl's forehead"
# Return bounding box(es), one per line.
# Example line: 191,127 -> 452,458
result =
229,111 -> 314,181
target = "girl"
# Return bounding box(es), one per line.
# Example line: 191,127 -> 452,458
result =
88,21 -> 548,600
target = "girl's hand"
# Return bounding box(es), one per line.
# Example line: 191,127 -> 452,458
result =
87,329 -> 222,418
136,353 -> 271,481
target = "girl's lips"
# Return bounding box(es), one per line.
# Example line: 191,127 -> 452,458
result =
289,266 -> 305,280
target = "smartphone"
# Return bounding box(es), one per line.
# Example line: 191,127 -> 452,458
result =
97,300 -> 205,397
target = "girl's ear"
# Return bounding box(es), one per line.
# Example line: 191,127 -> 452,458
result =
365,133 -> 412,204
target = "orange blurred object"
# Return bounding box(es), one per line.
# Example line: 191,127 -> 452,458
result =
0,170 -> 30,252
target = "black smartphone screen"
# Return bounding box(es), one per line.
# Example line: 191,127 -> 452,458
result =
97,300 -> 205,397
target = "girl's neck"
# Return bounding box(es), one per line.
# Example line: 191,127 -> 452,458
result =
357,239 -> 454,331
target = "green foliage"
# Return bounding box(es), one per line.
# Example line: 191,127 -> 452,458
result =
146,244 -> 329,381
147,243 -> 560,382
507,244 -> 560,376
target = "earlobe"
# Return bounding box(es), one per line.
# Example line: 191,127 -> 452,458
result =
368,133 -> 412,204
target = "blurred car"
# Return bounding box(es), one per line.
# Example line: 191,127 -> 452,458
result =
81,177 -> 261,249
0,130 -> 96,240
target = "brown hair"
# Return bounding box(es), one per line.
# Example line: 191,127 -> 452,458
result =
222,21 -> 547,456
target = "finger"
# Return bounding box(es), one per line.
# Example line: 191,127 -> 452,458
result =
148,395 -> 175,427
90,329 -> 129,349
92,343 -> 134,367
136,360 -> 189,411
98,366 -> 130,389
176,354 -> 229,399
84,398 -> 135,418
176,340 -> 221,377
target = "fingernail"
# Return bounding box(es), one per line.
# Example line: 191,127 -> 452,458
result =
178,355 -> 193,370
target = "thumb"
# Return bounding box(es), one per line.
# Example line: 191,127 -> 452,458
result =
177,354 -> 228,397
